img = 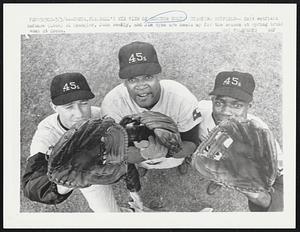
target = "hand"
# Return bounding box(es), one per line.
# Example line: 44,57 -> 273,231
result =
57,184 -> 74,195
127,146 -> 145,164
240,190 -> 271,208
139,136 -> 168,160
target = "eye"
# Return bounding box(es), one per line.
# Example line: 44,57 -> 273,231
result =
80,101 -> 89,105
64,105 -> 73,109
233,103 -> 243,109
127,78 -> 137,83
214,101 -> 223,107
144,75 -> 153,80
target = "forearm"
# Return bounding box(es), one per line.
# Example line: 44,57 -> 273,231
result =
247,192 -> 271,208
248,175 -> 283,212
22,152 -> 73,204
125,163 -> 141,192
172,141 -> 197,158
171,124 -> 199,159
127,146 -> 146,164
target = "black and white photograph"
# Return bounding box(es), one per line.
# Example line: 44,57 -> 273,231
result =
4,3 -> 296,229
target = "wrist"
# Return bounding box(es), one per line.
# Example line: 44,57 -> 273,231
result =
140,147 -> 151,160
247,192 -> 272,208
134,140 -> 150,160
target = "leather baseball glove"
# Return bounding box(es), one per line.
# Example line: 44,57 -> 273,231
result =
120,111 -> 182,156
47,117 -> 128,188
191,118 -> 278,193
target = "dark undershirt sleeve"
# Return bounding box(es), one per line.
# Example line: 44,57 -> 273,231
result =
22,152 -> 73,205
180,124 -> 200,147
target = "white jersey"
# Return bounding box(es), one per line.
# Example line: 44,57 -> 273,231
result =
101,80 -> 201,132
196,100 -> 283,174
30,106 -> 101,157
101,80 -> 202,169
29,106 -> 120,212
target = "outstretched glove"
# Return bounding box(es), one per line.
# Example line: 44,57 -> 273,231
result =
120,111 -> 182,155
47,117 -> 128,188
191,118 -> 278,193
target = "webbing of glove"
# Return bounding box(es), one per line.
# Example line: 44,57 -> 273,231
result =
47,117 -> 128,188
119,115 -> 154,146
135,111 -> 183,154
192,118 -> 278,193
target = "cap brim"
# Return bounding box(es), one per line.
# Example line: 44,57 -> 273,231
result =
52,90 -> 95,105
209,86 -> 252,102
119,63 -> 161,79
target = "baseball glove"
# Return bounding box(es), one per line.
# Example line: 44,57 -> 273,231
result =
47,117 -> 128,188
120,111 -> 182,155
191,118 -> 278,193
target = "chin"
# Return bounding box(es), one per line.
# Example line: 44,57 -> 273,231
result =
135,100 -> 153,109
138,103 -> 152,109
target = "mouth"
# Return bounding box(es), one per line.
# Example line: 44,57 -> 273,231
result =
136,93 -> 151,101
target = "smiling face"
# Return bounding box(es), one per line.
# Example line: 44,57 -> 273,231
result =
212,95 -> 251,125
124,74 -> 161,109
51,99 -> 92,129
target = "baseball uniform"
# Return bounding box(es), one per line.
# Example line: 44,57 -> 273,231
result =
101,79 -> 202,169
195,100 -> 284,211
24,106 -> 121,212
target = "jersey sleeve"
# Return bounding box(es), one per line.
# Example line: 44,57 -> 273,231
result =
101,92 -> 124,123
176,95 -> 202,132
30,124 -> 57,158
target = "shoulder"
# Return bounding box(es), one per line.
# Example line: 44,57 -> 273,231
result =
160,80 -> 197,101
161,80 -> 192,93
102,83 -> 126,100
197,100 -> 213,111
247,114 -> 269,129
30,113 -> 61,157
36,113 -> 59,130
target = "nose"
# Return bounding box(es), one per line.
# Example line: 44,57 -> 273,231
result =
134,76 -> 149,86
135,80 -> 148,90
221,105 -> 233,116
73,103 -> 84,118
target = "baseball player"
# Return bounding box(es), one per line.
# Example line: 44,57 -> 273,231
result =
194,71 -> 283,211
101,41 -> 202,175
22,72 -> 130,212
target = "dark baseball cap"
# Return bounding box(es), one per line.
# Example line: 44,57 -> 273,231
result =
118,41 -> 162,79
50,72 -> 95,105
209,71 -> 255,102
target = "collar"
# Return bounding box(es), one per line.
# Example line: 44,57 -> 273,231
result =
57,115 -> 69,131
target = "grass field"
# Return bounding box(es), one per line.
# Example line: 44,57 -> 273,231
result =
20,32 -> 282,212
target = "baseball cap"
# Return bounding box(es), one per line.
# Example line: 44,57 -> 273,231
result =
118,41 -> 162,79
50,72 -> 95,105
209,71 -> 255,102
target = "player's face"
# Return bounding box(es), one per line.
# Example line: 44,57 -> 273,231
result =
51,99 -> 92,128
125,74 -> 161,109
212,96 -> 251,125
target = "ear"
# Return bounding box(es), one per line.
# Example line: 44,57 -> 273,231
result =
50,102 -> 57,112
248,101 -> 253,108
